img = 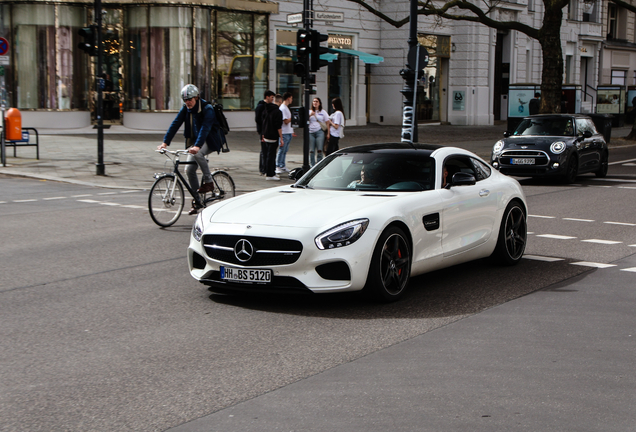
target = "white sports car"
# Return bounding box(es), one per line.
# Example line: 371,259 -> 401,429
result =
188,143 -> 528,301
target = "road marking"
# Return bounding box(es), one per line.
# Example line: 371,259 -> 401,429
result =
77,199 -> 101,203
523,255 -> 564,262
13,199 -> 37,203
604,221 -> 636,227
120,190 -> 142,194
618,186 -> 636,190
97,192 -> 117,195
529,215 -> 556,219
582,239 -> 623,245
536,234 -> 577,240
571,262 -> 617,268
99,202 -> 121,206
563,218 -> 594,222
595,178 -> 636,183
71,194 -> 93,198
609,158 -> 636,165
0,201 -> 6,204
620,267 -> 636,273
43,196 -> 66,200
121,205 -> 146,209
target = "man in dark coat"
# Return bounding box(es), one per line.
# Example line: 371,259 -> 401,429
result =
261,94 -> 283,181
255,90 -> 275,175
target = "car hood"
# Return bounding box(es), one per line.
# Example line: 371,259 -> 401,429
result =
205,186 -> 401,229
504,136 -> 573,147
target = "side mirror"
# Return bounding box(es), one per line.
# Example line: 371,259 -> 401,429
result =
447,172 -> 476,188
503,131 -> 511,138
288,167 -> 305,180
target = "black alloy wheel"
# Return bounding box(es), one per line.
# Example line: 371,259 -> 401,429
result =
595,151 -> 609,178
364,226 -> 411,302
563,155 -> 578,184
492,201 -> 527,266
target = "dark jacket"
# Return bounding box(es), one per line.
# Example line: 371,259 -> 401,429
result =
255,100 -> 267,134
262,103 -> 283,141
163,98 -> 223,152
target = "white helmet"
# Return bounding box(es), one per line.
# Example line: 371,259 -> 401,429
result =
181,84 -> 199,101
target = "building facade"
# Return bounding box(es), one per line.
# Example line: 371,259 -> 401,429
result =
0,0 -> 632,130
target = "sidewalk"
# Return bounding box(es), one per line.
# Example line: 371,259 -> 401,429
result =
1,123 -> 633,191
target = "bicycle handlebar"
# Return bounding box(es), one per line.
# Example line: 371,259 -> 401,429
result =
156,148 -> 189,156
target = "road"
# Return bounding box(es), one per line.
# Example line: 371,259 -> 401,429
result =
1,145 -> 635,431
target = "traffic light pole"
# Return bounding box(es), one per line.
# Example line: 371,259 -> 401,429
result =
301,0 -> 312,173
95,0 -> 105,176
400,0 -> 419,144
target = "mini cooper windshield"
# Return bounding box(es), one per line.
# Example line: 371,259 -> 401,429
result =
297,151 -> 436,192
514,117 -> 575,137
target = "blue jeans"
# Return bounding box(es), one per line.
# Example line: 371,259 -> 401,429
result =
308,129 -> 324,166
276,133 -> 292,168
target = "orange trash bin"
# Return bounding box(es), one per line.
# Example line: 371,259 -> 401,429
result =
5,108 -> 22,141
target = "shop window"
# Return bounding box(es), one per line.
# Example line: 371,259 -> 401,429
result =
275,30 -> 301,105
13,3 -> 88,110
327,55 -> 353,119
124,7 -> 150,110
216,12 -> 254,110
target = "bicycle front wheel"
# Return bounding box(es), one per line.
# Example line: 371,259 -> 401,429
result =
204,171 -> 235,206
149,175 -> 185,227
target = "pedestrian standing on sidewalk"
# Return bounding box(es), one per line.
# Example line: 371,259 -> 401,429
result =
326,97 -> 345,156
308,97 -> 329,166
262,94 -> 284,181
276,92 -> 294,174
158,84 -> 224,215
256,90 -> 275,176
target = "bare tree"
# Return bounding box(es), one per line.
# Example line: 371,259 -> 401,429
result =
345,0 -> 572,114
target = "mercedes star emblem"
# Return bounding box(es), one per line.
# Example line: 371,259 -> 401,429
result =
234,239 -> 254,262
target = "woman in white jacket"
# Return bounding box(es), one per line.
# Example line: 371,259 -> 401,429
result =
308,97 -> 329,166
326,97 -> 345,156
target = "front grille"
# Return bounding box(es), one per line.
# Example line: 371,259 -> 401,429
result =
499,150 -> 550,167
202,234 -> 303,266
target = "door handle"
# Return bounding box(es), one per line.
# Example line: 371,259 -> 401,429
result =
479,189 -> 490,197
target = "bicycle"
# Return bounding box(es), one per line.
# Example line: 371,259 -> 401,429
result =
149,148 -> 235,227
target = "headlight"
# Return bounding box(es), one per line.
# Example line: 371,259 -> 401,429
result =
192,213 -> 204,242
315,219 -> 369,250
550,141 -> 566,154
492,140 -> 504,155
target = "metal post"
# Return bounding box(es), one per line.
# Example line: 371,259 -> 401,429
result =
95,0 -> 105,176
301,0 -> 312,172
1,106 -> 5,167
400,0 -> 419,144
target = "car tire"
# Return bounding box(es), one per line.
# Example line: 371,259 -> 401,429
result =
364,226 -> 411,302
492,200 -> 527,266
595,151 -> 609,178
563,155 -> 578,184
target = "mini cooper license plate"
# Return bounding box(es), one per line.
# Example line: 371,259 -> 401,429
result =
511,158 -> 535,165
221,266 -> 272,284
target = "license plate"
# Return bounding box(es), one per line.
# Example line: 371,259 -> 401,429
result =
220,266 -> 272,284
511,158 -> 535,165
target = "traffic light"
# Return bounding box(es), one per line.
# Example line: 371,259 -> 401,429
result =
295,29 -> 311,77
310,30 -> 329,72
78,25 -> 97,56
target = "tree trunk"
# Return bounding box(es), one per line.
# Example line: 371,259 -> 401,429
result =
538,1 -> 566,113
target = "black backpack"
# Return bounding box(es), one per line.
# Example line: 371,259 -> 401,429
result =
213,103 -> 230,135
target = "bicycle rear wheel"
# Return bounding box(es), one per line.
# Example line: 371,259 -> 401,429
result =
203,171 -> 235,206
149,175 -> 185,227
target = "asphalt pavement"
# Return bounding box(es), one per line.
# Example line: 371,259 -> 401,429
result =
2,122 -> 636,431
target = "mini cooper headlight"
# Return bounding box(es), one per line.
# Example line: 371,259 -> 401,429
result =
192,213 -> 204,242
550,141 -> 566,154
315,219 -> 369,250
493,140 -> 504,155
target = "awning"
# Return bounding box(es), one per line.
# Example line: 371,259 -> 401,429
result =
276,45 -> 383,64
327,48 -> 384,64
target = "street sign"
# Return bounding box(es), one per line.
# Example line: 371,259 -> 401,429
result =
314,11 -> 344,22
0,37 -> 8,56
286,13 -> 303,24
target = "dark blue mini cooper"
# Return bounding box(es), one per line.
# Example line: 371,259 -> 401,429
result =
491,114 -> 609,183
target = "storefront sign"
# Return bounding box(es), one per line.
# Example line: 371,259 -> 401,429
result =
452,91 -> 465,111
328,34 -> 352,49
597,87 -> 625,114
508,87 -> 537,118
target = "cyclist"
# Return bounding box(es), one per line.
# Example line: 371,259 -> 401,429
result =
158,84 -> 224,215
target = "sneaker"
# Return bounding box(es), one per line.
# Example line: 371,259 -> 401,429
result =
275,167 -> 283,174
188,207 -> 199,215
265,175 -> 280,181
281,166 -> 290,172
198,182 -> 215,194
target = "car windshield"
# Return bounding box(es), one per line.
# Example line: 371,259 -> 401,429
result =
296,151 -> 435,191
513,117 -> 574,136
